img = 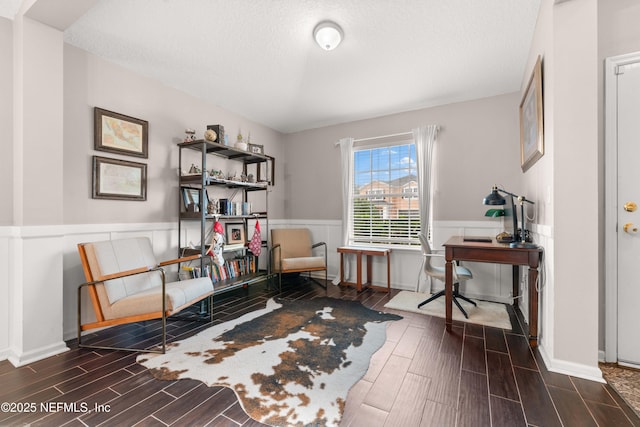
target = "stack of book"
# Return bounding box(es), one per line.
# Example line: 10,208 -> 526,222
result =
181,255 -> 257,283
218,199 -> 252,216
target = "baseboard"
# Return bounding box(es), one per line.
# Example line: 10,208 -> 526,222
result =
6,342 -> 69,367
539,343 -> 605,383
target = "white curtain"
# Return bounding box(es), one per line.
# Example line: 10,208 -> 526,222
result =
333,137 -> 354,285
413,125 -> 438,245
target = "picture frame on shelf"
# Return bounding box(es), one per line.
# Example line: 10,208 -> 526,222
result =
248,143 -> 264,155
225,223 -> 246,245
519,55 -> 544,172
92,156 -> 147,201
181,187 -> 208,212
94,107 -> 149,158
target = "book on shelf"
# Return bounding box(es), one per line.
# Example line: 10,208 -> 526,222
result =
184,254 -> 258,283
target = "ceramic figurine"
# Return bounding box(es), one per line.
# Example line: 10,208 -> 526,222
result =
184,128 -> 196,142
207,199 -> 217,214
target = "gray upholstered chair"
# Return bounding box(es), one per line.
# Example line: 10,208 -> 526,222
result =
416,233 -> 476,318
270,228 -> 327,290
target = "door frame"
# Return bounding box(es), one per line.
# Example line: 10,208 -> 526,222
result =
604,51 -> 640,363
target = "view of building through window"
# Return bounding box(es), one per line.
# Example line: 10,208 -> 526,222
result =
351,142 -> 420,246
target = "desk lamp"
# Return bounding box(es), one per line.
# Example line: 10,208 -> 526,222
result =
483,186 -> 538,249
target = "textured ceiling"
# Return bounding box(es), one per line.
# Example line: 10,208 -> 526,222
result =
5,0 -> 541,133
0,0 -> 20,19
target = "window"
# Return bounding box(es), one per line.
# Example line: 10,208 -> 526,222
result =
351,142 -> 420,246
402,185 -> 418,199
366,188 -> 385,201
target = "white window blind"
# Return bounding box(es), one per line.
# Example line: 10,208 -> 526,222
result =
351,142 -> 421,246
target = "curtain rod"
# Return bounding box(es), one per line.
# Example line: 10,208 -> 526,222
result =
334,131 -> 413,146
354,131 -> 413,143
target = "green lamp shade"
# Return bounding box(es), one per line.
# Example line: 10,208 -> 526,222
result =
485,208 -> 505,217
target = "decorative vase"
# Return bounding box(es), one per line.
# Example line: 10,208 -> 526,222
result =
235,129 -> 247,151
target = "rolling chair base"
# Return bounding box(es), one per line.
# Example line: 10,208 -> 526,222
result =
418,282 -> 476,319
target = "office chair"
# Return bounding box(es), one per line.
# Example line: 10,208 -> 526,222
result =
416,233 -> 476,318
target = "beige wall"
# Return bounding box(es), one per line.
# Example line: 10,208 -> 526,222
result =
284,93 -> 523,222
599,0 -> 640,58
523,0 -> 601,376
0,17 -> 13,226
17,17 -> 64,226
63,45 -> 287,224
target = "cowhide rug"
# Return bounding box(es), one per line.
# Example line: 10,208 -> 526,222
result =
137,297 -> 402,427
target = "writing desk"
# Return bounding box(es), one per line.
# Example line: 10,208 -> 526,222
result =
443,236 -> 543,346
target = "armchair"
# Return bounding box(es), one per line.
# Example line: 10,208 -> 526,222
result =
77,237 -> 214,353
270,228 -> 327,290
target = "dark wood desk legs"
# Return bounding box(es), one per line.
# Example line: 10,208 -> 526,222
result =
528,266 -> 539,346
446,258 -> 539,347
512,265 -> 519,309
445,259 -> 453,330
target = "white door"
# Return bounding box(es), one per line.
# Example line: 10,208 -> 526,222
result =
617,61 -> 640,366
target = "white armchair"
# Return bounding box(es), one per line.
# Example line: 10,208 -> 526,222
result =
77,237 -> 214,353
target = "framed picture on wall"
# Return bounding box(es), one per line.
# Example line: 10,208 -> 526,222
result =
92,156 -> 147,201
519,56 -> 544,172
94,107 -> 149,158
225,223 -> 246,245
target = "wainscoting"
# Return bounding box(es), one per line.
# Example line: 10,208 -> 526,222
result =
0,218 -> 518,367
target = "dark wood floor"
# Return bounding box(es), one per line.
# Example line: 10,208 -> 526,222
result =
1,278 -> 639,427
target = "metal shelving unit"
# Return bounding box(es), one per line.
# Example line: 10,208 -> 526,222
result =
177,140 -> 271,293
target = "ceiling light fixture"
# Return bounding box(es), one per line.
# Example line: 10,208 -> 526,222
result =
313,21 -> 343,51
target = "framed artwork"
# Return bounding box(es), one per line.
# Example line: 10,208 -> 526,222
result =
93,156 -> 147,201
94,107 -> 149,158
225,222 -> 246,245
181,187 -> 208,212
519,56 -> 544,172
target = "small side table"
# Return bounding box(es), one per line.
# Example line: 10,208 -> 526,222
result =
337,246 -> 391,292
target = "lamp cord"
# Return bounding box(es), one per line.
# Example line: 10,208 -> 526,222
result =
525,202 -> 537,223
536,247 -> 545,293
497,184 -> 537,229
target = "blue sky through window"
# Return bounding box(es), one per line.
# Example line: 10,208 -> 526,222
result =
354,144 -> 417,188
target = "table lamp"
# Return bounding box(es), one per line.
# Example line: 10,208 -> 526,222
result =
483,186 -> 538,248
